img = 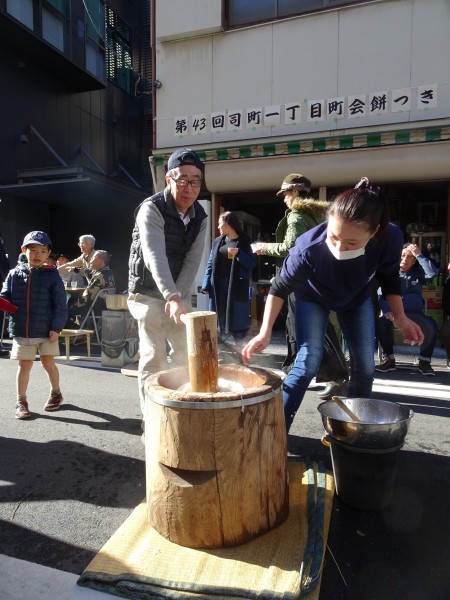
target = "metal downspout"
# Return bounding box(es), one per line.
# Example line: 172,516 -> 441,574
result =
151,0 -> 157,151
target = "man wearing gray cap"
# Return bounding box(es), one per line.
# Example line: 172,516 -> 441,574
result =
128,148 -> 207,414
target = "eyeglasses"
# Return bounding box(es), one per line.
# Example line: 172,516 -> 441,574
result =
170,176 -> 202,189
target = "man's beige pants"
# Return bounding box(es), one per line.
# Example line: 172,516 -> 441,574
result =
128,293 -> 188,414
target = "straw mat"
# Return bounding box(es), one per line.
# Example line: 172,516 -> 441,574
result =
78,460 -> 334,600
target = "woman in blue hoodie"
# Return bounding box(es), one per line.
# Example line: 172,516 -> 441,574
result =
242,178 -> 424,432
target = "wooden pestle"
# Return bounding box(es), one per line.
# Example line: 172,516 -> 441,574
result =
331,395 -> 362,423
180,312 -> 219,393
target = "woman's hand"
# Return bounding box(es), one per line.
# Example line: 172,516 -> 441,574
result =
394,314 -> 424,346
241,294 -> 283,363
254,243 -> 267,255
241,332 -> 271,364
385,294 -> 424,345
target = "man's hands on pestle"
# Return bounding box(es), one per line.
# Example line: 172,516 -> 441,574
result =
165,294 -> 190,325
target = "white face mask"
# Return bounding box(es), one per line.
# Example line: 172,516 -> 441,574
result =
326,237 -> 366,260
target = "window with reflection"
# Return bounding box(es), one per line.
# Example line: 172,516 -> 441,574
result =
42,0 -> 70,52
105,5 -> 132,94
227,0 -> 371,28
7,0 -> 34,30
85,0 -> 106,79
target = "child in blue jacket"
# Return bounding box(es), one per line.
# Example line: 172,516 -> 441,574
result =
0,231 -> 68,419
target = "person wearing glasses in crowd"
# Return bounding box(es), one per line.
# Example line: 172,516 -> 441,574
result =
128,148 -> 208,415
65,250 -> 116,329
57,234 -> 96,284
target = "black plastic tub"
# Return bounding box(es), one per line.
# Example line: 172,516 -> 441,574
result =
329,437 -> 403,511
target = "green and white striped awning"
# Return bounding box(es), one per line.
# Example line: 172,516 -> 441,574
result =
153,125 -> 450,167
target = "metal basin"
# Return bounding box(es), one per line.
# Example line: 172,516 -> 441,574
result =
317,397 -> 414,448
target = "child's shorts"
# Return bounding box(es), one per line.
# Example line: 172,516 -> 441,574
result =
11,339 -> 60,360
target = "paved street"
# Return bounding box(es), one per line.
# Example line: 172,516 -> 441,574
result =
0,340 -> 449,599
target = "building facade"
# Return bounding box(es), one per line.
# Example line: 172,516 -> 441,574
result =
151,0 -> 450,292
0,0 -> 153,290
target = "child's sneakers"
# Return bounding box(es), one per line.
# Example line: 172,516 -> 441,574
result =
44,391 -> 63,411
15,400 -> 31,419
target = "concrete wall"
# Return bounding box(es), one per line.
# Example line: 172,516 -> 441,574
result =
156,0 -> 222,41
153,0 -> 450,148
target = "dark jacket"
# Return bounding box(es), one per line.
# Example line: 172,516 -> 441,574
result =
378,254 -> 438,315
202,234 -> 256,335
1,262 -> 68,338
128,188 -> 207,297
274,222 -> 403,311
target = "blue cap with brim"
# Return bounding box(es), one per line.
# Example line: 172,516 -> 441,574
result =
168,148 -> 204,172
22,231 -> 52,248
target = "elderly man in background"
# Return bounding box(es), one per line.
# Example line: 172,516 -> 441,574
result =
128,148 -> 207,414
55,254 -> 85,288
65,250 -> 115,328
57,234 -> 96,283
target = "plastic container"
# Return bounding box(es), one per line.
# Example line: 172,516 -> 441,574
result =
328,437 -> 403,511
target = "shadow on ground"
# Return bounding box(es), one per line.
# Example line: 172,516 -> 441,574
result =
0,435 -> 145,573
288,433 -> 450,600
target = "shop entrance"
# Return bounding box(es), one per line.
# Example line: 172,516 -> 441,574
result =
218,181 -> 449,276
216,181 -> 449,333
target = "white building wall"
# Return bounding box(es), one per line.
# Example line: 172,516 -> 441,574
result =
152,0 -> 450,292
154,0 -> 450,149
155,0 -> 222,41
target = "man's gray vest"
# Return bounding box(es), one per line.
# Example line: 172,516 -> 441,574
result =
128,188 -> 207,297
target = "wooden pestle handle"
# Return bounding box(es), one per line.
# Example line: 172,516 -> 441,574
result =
180,311 -> 219,393
331,396 -> 362,423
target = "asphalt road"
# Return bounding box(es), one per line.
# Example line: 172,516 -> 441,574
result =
1,350 -> 449,600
